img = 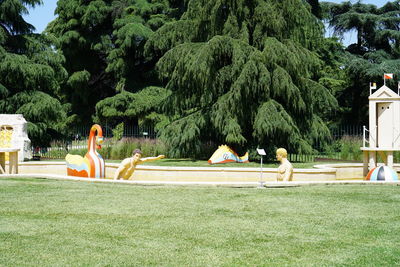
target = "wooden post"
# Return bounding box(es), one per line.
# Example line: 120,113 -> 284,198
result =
378,151 -> 387,165
0,152 -> 5,174
363,151 -> 369,176
387,151 -> 394,169
369,151 -> 376,170
9,151 -> 18,174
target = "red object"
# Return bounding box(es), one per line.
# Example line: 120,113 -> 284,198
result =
384,73 -> 393,79
67,168 -> 89,177
365,167 -> 376,180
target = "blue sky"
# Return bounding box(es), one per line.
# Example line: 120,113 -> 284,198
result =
24,1 -> 57,33
24,0 -> 390,35
325,0 -> 388,5
323,0 -> 389,44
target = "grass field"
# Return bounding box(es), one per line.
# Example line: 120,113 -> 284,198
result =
1,178 -> 400,266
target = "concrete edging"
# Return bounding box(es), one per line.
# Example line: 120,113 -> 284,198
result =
6,160 -> 397,184
1,173 -> 399,188
16,161 -> 338,182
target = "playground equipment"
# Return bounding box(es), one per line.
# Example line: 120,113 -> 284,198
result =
65,124 -> 105,178
365,166 -> 398,181
0,114 -> 31,161
208,145 -> 249,164
361,76 -> 400,176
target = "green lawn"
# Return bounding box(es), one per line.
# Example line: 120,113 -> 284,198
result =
1,178 -> 399,266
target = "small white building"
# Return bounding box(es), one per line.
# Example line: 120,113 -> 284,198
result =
0,114 -> 31,161
361,84 -> 400,175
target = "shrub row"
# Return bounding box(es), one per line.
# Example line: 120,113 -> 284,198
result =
42,138 -> 168,161
41,136 -> 393,162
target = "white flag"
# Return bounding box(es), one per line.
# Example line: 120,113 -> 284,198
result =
370,82 -> 376,89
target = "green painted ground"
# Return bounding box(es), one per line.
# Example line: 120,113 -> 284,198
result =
1,178 -> 399,266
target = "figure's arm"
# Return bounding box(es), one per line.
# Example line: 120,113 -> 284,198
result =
139,155 -> 165,164
113,158 -> 130,180
277,164 -> 284,182
283,164 -> 293,182
113,166 -> 123,180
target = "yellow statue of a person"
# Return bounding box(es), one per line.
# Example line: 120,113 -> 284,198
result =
114,149 -> 165,180
276,148 -> 293,182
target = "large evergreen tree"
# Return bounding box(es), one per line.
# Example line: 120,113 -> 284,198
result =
94,0 -> 183,128
0,0 -> 69,146
47,0 -> 116,124
146,0 -> 338,157
48,0 -> 183,126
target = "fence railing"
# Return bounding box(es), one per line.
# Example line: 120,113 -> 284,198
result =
67,124 -> 157,140
289,125 -> 364,162
331,124 -> 364,138
32,125 -> 365,162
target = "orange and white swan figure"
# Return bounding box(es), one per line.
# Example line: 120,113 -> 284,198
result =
65,124 -> 105,178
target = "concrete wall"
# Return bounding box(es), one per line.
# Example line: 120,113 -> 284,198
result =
314,163 -> 364,180
17,161 -> 338,182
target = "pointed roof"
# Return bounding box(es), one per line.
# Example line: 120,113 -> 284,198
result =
369,85 -> 400,100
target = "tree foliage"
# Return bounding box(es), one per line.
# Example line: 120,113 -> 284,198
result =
4,0 -> 382,159
148,0 -> 337,157
94,85 -> 170,127
322,0 -> 400,124
0,0 -> 69,146
48,0 -> 184,124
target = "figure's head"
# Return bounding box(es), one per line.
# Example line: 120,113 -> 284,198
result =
132,149 -> 142,161
95,136 -> 104,149
96,136 -> 104,145
276,148 -> 287,161
91,124 -> 104,149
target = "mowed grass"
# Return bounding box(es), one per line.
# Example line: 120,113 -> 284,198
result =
1,178 -> 400,266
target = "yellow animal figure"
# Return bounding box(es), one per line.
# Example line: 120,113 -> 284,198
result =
208,145 -> 249,164
0,126 -> 13,161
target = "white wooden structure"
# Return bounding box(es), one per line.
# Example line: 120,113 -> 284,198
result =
361,85 -> 400,175
0,148 -> 19,174
0,114 -> 31,161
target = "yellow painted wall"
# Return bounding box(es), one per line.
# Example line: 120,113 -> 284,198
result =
0,126 -> 13,161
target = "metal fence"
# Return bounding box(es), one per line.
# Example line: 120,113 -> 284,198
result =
32,124 -> 365,162
309,125 -> 363,150
68,124 -> 364,141
68,124 -> 157,140
331,125 -> 363,139
31,124 -> 158,160
299,124 -> 364,162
